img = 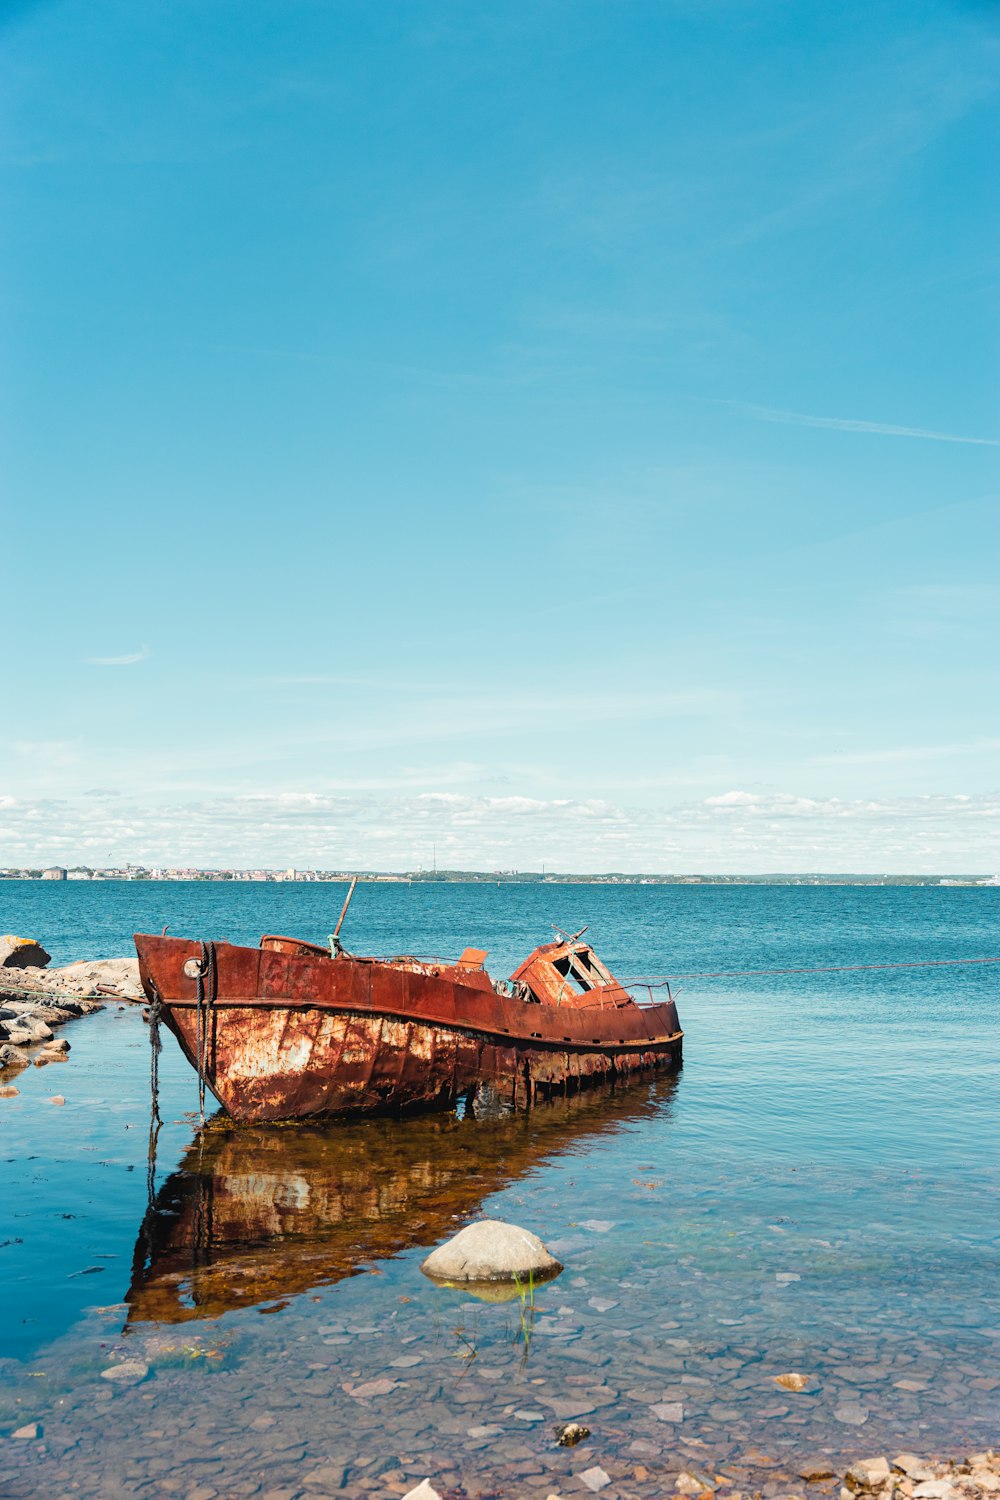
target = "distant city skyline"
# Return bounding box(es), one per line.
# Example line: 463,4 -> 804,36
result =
2,0 -> 997,872
3,863 -> 997,886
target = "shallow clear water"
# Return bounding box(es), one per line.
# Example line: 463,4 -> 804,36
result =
1,882 -> 998,1498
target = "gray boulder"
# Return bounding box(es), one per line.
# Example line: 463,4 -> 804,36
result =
0,1043 -> 30,1070
421,1219 -> 562,1285
0,937 -> 51,969
21,1017 -> 53,1042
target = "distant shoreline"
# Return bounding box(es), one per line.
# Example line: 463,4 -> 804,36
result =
2,869 -> 996,887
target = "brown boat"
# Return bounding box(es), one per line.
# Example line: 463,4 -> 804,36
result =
134,910 -> 682,1124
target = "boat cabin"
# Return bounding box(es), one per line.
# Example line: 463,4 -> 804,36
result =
258,932 -> 635,1011
510,938 -> 633,1010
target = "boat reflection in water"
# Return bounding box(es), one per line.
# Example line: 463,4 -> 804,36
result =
126,1074 -> 678,1325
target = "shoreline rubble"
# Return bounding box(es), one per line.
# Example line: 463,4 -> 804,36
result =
0,939 -> 141,1076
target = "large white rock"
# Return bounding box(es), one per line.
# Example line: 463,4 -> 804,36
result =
56,957 -> 142,997
421,1218 -> 562,1285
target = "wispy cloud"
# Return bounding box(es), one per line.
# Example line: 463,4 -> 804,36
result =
85,645 -> 150,667
814,738 -> 1000,766
2,787 -> 998,873
744,405 -> 1000,448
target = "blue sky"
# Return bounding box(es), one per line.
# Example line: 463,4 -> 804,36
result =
1,0 -> 998,871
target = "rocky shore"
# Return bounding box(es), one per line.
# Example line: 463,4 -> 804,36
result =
656,1449 -> 1000,1500
0,935 -> 140,1083
387,1449 -> 1000,1500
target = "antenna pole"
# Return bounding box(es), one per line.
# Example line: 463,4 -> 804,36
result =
330,876 -> 358,955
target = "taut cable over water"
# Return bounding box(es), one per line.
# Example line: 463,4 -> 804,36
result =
626,953 -> 1000,987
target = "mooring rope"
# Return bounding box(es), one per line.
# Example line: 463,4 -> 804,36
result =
146,981 -> 163,1209
625,955 -> 1000,986
0,977 -> 112,1004
194,940 -> 217,1124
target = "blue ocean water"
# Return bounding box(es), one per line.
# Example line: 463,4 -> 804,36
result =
0,881 -> 998,1495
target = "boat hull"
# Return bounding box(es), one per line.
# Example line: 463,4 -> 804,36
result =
135,934 -> 683,1123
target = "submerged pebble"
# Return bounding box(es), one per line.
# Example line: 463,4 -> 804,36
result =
579,1464 -> 612,1491
99,1361 -> 149,1384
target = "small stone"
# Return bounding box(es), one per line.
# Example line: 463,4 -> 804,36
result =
42,1036 -> 70,1052
579,1467 -> 611,1493
186,1489 -> 217,1500
834,1402 -> 869,1425
799,1463 -> 836,1482
894,1380 -> 928,1393
467,1425 -> 501,1438
49,1094 -> 66,1105
303,1464 -> 347,1491
390,1354 -> 423,1368
774,1373 -> 812,1392
345,1377 -> 396,1399
579,1220 -> 615,1233
652,1401 -> 684,1422
100,1361 -> 149,1384
912,1484 -> 959,1500
421,1218 -> 562,1284
556,1422 -> 591,1446
400,1484 -> 442,1500
0,1085 -> 19,1098
847,1459 -> 890,1488
894,1459 -> 934,1483
588,1297 -> 618,1312
775,1273 -> 801,1283
676,1474 -> 704,1495
514,1408 -> 545,1421
12,1423 -> 40,1439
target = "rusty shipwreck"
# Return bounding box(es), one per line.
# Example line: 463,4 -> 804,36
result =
134,907 -> 682,1123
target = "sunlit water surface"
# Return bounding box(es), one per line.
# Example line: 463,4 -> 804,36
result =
1,882 -> 998,1499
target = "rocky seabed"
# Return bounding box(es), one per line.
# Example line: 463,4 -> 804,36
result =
1,1290 -> 997,1500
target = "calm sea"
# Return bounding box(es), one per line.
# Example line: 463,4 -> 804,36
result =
1,881 -> 998,1499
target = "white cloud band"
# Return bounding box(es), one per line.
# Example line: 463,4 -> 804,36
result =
0,788 -> 996,873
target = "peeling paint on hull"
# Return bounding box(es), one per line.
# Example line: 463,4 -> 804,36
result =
134,934 -> 683,1123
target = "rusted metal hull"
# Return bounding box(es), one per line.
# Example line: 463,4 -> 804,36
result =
134,933 -> 683,1124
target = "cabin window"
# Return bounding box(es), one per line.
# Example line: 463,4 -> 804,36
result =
575,949 -> 614,986
553,955 -> 594,993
